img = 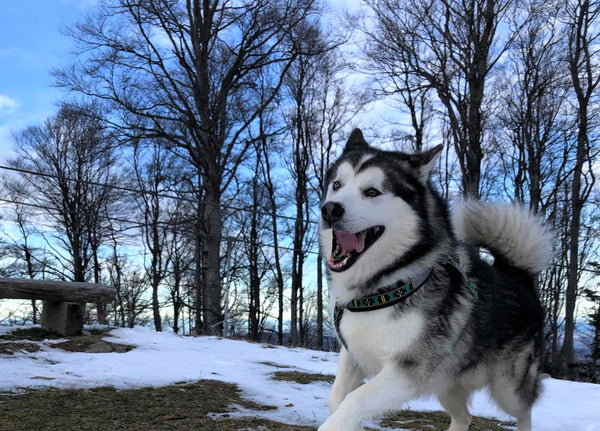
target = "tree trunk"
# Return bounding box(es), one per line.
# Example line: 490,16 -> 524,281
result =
290,169 -> 308,346
248,177 -> 261,342
201,182 -> 223,336
561,0 -> 599,379
92,240 -> 108,325
561,116 -> 587,378
316,255 -> 324,350
194,200 -> 204,336
171,254 -> 183,334
258,135 -> 285,345
151,267 -> 162,332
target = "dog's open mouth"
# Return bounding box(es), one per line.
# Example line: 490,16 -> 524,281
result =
328,226 -> 385,272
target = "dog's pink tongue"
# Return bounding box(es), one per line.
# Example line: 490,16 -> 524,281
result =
336,231 -> 365,253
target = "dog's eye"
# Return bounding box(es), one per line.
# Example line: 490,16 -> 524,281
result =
332,181 -> 341,191
364,188 -> 381,197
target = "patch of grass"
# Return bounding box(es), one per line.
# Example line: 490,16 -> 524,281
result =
380,409 -> 516,431
258,361 -> 291,369
271,370 -> 335,385
0,380 -> 316,431
0,328 -> 57,356
0,341 -> 40,355
86,327 -> 113,336
0,379 -> 518,431
0,327 -> 62,342
0,328 -> 516,430
0,327 -> 134,354
50,333 -> 134,353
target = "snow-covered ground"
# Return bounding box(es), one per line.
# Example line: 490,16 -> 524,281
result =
1,325 -> 599,430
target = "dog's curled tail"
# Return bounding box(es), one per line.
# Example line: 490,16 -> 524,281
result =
453,200 -> 553,274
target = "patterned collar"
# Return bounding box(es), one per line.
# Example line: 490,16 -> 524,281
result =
333,258 -> 477,350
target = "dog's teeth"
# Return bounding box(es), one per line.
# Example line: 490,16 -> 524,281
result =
327,226 -> 384,272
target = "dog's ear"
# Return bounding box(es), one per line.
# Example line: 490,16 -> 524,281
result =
343,128 -> 370,153
411,144 -> 443,183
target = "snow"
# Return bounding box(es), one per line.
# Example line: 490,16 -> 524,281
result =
1,325 -> 600,430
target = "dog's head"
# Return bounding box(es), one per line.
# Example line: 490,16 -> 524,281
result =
320,129 -> 443,284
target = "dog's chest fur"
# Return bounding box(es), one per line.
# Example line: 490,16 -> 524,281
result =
339,306 -> 425,376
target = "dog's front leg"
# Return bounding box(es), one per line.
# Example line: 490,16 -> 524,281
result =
328,347 -> 365,414
319,363 -> 414,431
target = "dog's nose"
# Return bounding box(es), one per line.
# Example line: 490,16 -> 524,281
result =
321,202 -> 344,225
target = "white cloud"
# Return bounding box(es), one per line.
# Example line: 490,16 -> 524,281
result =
0,94 -> 18,113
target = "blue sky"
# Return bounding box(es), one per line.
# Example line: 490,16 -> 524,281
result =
0,0 -> 375,166
0,0 -> 94,163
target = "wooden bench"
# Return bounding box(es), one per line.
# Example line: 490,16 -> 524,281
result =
0,279 -> 116,336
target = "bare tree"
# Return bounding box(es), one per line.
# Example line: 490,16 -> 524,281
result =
583,261 -> 600,382
308,73 -> 365,349
57,0 -> 319,335
112,267 -> 152,328
489,0 -> 574,373
132,141 -> 174,331
232,152 -> 274,342
164,202 -> 195,335
561,0 -> 600,377
284,21 -> 326,346
8,105 -> 117,291
494,0 -> 570,211
359,0 -> 516,197
252,111 -> 288,345
0,180 -> 55,323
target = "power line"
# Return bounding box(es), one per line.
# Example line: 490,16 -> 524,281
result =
0,196 -> 321,257
0,164 -> 321,226
1,164 -> 599,271
0,163 -> 322,258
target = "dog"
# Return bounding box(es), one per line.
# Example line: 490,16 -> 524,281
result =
318,129 -> 551,431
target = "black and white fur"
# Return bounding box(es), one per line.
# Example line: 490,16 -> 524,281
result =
319,129 -> 551,431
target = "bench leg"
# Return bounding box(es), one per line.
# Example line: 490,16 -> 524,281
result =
41,301 -> 83,336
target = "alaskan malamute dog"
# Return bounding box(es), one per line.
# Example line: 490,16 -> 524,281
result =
319,129 -> 551,431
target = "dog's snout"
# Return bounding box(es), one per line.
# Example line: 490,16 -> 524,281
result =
321,202 -> 344,225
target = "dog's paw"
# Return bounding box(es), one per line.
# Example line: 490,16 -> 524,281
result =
318,417 -> 363,431
318,425 -> 363,431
